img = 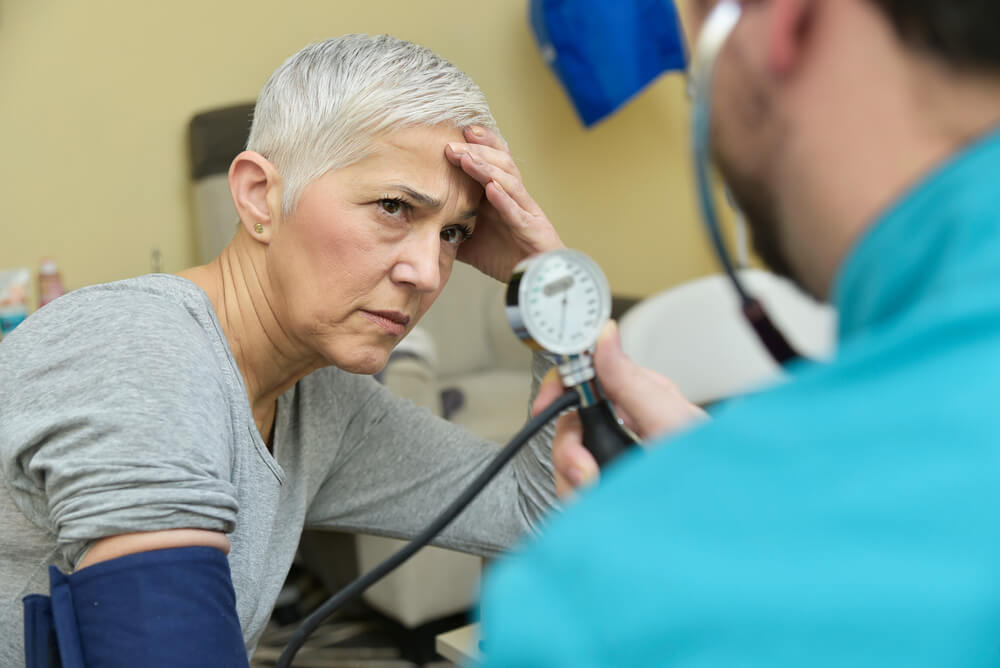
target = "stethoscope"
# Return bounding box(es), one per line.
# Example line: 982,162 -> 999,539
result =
690,0 -> 802,365
276,2 -> 798,665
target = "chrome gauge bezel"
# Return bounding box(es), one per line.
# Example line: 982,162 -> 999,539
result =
505,249 -> 613,356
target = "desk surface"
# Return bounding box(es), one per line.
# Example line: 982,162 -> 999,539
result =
436,623 -> 481,665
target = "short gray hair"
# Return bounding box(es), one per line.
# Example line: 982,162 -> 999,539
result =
247,34 -> 500,214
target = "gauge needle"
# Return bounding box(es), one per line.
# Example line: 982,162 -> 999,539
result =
559,294 -> 568,341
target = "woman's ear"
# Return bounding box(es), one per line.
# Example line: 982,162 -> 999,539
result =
228,151 -> 283,242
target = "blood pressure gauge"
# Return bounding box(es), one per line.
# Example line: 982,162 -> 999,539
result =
505,249 -> 612,357
506,249 -> 635,467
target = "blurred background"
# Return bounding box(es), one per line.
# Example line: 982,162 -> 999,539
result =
0,0 -> 718,304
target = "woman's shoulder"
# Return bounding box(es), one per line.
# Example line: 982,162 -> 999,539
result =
48,273 -> 215,328
0,274 -> 233,392
3,274 -> 219,351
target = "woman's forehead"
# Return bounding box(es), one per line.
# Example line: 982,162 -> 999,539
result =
378,123 -> 466,154
339,125 -> 482,202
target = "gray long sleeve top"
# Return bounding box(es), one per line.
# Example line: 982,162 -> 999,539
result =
0,274 -> 556,665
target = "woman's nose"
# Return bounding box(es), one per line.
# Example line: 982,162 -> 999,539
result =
390,230 -> 443,293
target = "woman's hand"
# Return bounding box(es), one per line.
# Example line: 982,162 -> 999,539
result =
533,321 -> 708,498
445,126 -> 564,281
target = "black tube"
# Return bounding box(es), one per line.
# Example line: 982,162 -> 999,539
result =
275,389 -> 582,668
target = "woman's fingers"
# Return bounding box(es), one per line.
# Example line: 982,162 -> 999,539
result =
446,141 -> 519,176
463,124 -> 508,152
444,125 -> 564,279
455,152 -> 543,220
445,134 -> 540,211
484,179 -> 544,235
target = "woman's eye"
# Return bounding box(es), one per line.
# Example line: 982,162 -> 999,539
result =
441,225 -> 472,246
379,198 -> 407,216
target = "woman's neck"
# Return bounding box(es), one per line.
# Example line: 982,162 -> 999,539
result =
177,232 -> 321,443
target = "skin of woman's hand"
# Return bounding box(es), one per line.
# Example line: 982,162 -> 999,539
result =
445,126 -> 564,281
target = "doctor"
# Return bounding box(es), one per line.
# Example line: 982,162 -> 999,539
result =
480,0 -> 1000,665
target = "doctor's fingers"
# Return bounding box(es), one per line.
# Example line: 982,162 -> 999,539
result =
533,368 -> 600,497
593,323 -> 707,440
550,411 -> 601,498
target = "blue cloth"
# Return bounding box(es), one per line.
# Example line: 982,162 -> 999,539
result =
477,128 -> 1000,666
530,0 -> 687,127
23,546 -> 248,668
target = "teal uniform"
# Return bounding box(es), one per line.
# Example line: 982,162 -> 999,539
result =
478,128 -> 1000,667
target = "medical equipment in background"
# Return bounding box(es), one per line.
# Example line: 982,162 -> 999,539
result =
506,249 -> 637,466
529,0 -> 687,127
690,0 -> 802,365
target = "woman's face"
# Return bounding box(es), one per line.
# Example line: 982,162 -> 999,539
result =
267,124 -> 482,374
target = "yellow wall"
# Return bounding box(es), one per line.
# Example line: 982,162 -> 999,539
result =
0,0 -> 721,304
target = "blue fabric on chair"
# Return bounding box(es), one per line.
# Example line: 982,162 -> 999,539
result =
22,546 -> 249,668
530,0 -> 687,127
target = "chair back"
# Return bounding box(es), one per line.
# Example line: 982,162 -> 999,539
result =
619,270 -> 837,405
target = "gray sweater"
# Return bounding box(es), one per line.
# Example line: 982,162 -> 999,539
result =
0,274 -> 556,665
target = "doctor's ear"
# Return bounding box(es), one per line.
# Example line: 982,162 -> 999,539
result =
228,151 -> 283,242
764,0 -> 817,75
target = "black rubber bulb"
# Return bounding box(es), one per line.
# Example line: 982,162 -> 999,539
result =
578,399 -> 637,468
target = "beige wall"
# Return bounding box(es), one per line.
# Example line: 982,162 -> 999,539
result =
0,0 -> 724,304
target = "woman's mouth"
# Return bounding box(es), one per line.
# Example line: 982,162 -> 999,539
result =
360,310 -> 410,336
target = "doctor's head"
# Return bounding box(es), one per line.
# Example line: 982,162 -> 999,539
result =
685,0 -> 1000,299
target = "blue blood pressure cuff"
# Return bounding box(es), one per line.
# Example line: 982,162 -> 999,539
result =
530,0 -> 688,127
22,546 -> 249,668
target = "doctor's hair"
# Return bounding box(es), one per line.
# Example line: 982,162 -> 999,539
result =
870,1 -> 1000,71
246,34 -> 500,215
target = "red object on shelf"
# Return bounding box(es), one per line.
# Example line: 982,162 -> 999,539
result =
38,258 -> 66,308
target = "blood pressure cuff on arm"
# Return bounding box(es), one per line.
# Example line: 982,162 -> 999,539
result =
22,546 -> 249,668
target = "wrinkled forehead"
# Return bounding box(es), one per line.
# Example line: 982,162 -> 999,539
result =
351,125 -> 483,208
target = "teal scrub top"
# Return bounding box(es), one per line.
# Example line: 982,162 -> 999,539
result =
477,128 -> 1000,667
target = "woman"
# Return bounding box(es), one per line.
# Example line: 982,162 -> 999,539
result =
0,34 -> 563,666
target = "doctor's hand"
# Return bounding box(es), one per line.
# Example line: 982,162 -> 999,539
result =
534,320 -> 708,498
445,125 -> 564,281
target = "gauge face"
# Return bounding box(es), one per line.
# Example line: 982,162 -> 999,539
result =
507,249 -> 612,355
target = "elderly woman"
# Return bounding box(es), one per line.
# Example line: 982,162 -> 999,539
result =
0,35 -> 565,666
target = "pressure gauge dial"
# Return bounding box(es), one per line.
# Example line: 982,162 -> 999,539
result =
505,249 -> 612,356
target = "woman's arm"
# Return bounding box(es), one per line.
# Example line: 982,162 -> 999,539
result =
77,529 -> 231,570
298,358 -> 557,557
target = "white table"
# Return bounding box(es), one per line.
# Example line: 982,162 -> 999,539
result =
435,623 -> 481,665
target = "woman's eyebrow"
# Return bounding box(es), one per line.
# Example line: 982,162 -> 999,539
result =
390,184 -> 477,219
390,184 -> 441,209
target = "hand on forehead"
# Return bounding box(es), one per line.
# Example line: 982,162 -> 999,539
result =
351,124 -> 485,218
